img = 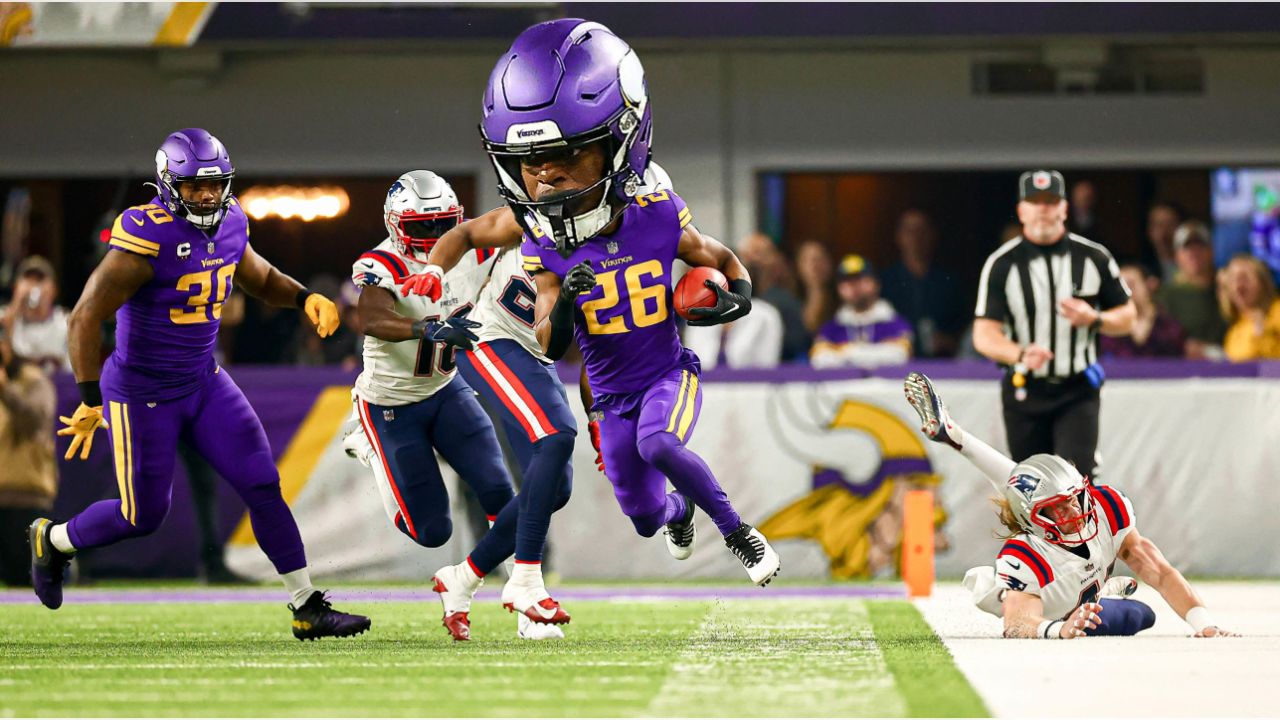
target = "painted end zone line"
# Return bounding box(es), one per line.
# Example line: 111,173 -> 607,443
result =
0,585 -> 903,605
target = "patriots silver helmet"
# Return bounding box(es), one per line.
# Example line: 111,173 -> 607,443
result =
383,170 -> 463,262
1003,454 -> 1099,546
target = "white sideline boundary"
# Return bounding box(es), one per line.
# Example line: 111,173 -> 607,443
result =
916,581 -> 1280,717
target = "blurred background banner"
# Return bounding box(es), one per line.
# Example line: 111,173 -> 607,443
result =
0,2 -> 212,48
49,364 -> 1276,582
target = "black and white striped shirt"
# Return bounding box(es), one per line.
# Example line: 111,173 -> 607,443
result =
975,233 -> 1131,379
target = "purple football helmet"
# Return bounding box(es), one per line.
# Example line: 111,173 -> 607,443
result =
154,128 -> 235,231
481,19 -> 653,255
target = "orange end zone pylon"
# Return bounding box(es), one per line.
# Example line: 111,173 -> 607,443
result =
902,489 -> 934,598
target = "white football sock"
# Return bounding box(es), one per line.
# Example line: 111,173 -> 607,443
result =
281,568 -> 317,606
50,523 -> 75,554
511,561 -> 543,585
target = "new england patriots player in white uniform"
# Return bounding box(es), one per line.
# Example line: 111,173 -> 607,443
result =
904,372 -> 1237,639
345,170 -> 561,640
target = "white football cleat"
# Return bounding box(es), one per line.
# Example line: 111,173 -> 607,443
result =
517,613 -> 565,640
903,372 -> 963,450
1103,575 -> 1138,598
431,562 -> 483,642
724,522 -> 780,587
664,495 -> 696,561
502,565 -> 570,625
341,425 -> 374,468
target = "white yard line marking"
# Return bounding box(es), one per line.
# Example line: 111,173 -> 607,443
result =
645,599 -> 905,717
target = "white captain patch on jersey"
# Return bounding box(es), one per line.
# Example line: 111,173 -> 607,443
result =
351,238 -> 494,405
983,484 -> 1136,622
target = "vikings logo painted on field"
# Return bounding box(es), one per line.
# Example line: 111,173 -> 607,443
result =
1009,474 -> 1041,499
760,390 -> 949,579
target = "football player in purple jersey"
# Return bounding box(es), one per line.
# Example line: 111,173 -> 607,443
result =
31,129 -> 369,640
405,20 -> 781,592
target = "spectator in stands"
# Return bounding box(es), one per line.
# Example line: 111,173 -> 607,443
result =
796,240 -> 836,334
0,334 -> 57,586
1068,180 -> 1105,245
1220,254 -> 1280,361
738,232 -> 810,361
1146,202 -> 1184,282
1157,221 -> 1228,360
879,209 -> 963,357
810,254 -> 912,369
1100,264 -> 1187,358
1,256 -> 69,374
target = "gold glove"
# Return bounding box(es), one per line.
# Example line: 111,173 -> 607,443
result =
57,403 -> 109,461
304,293 -> 340,338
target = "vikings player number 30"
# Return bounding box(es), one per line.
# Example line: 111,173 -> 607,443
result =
34,128 -> 369,641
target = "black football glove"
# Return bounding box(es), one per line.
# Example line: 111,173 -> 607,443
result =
561,261 -> 597,299
687,279 -> 752,326
414,316 -> 481,351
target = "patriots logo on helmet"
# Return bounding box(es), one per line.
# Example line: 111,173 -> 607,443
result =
1008,473 -> 1041,498
387,180 -> 406,199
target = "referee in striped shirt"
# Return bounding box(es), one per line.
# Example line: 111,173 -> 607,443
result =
973,170 -> 1136,478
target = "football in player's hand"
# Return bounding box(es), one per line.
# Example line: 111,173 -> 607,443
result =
675,266 -> 729,321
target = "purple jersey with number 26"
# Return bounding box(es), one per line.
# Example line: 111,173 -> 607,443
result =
521,190 -> 696,396
104,195 -> 248,400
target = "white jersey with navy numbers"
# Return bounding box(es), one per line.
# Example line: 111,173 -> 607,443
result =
987,484 -> 1137,621
469,245 -> 546,361
352,238 -> 493,405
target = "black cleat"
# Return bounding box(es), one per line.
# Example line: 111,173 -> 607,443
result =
290,591 -> 371,641
724,522 -> 781,587
29,518 -> 72,610
664,494 -> 696,560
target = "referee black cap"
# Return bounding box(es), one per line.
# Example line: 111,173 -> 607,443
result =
1018,170 -> 1066,202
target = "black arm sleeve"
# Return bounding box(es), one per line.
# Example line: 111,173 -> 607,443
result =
546,294 -> 577,361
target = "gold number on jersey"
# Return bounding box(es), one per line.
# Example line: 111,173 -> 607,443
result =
143,204 -> 173,225
170,263 -> 237,325
634,190 -> 670,207
581,259 -> 668,335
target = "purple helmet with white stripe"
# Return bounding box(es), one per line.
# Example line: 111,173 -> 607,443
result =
481,19 -> 653,254
155,128 -> 235,231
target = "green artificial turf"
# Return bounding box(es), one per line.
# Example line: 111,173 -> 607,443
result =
0,598 -> 986,717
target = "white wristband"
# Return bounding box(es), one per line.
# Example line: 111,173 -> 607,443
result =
1037,620 -> 1065,639
1185,606 -> 1215,633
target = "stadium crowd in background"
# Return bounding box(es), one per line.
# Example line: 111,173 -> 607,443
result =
0,329 -> 57,586
1220,254 -> 1280,361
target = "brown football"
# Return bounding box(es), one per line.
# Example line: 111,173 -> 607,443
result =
675,266 -> 729,321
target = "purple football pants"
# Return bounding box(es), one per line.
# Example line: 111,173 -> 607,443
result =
597,366 -> 741,537
67,366 -> 306,575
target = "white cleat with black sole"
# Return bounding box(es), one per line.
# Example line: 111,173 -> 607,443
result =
725,522 -> 780,586
664,495 -> 696,561
903,372 -> 963,450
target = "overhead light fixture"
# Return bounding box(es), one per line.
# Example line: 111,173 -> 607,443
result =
239,185 -> 350,222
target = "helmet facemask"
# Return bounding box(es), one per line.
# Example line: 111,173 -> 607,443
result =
161,171 -> 235,232
486,117 -> 641,258
388,206 -> 463,262
1030,489 -> 1099,547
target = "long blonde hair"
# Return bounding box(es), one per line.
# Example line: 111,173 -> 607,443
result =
1220,254 -> 1278,325
991,496 -> 1025,540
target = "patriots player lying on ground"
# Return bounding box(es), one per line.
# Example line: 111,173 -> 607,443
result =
904,372 -> 1237,639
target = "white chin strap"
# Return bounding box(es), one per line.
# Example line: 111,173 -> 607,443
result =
186,209 -> 219,231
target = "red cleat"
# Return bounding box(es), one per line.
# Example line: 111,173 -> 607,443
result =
441,611 -> 471,641
503,597 -> 571,625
